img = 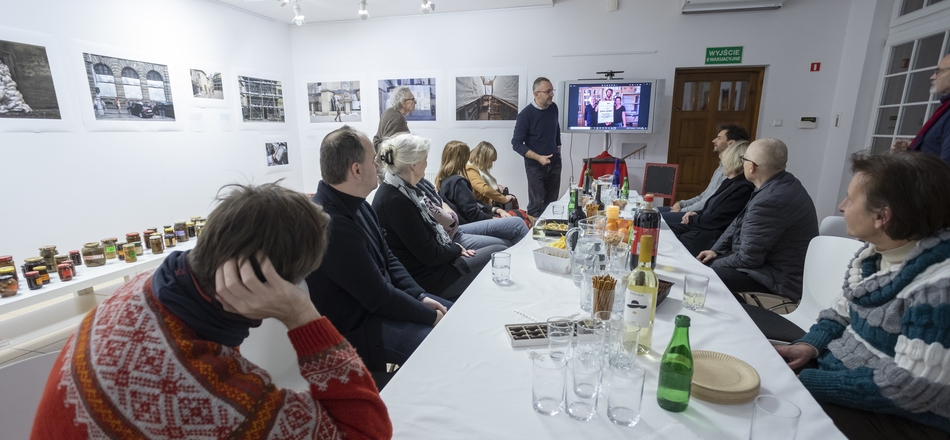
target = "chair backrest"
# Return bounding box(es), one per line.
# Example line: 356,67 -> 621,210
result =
819,215 -> 852,239
0,351 -> 60,439
784,236 -> 865,332
642,163 -> 679,202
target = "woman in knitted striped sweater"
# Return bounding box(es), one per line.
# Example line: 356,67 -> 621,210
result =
776,152 -> 950,439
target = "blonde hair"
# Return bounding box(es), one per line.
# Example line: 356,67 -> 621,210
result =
468,141 -> 498,172
378,133 -> 430,176
435,140 -> 470,190
720,140 -> 750,176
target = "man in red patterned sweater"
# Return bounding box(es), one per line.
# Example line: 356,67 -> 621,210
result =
31,183 -> 392,440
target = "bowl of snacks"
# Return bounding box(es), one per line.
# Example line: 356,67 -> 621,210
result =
533,246 -> 571,274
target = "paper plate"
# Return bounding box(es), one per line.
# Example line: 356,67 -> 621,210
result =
690,350 -> 760,404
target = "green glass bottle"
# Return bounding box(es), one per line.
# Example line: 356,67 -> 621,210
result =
620,177 -> 629,200
568,187 -> 577,212
657,315 -> 693,412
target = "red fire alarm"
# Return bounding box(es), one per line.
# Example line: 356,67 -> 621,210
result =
810,63 -> 821,72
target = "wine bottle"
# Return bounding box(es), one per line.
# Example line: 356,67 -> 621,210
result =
583,158 -> 594,195
624,235 -> 658,355
632,194 -> 660,269
657,315 -> 693,412
594,184 -> 605,215
568,189 -> 586,228
612,158 -> 622,188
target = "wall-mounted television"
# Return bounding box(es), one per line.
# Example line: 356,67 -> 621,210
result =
561,79 -> 661,134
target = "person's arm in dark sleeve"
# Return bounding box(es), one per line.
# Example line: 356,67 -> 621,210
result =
711,197 -> 785,269
318,223 -> 435,325
441,178 -> 493,224
693,184 -> 753,231
512,110 -> 530,157
382,195 -> 463,265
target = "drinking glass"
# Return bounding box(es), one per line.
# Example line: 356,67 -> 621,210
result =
606,320 -> 640,368
574,317 -> 608,364
607,363 -> 645,427
546,316 -> 574,362
532,354 -> 567,416
566,357 -> 603,421
749,395 -> 801,440
492,252 -> 511,284
683,274 -> 709,311
552,205 -> 565,217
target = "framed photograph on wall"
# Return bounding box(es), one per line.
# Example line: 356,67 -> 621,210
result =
187,62 -> 228,108
0,26 -> 75,132
305,80 -> 361,124
378,76 -> 438,122
237,73 -> 285,124
262,135 -> 292,174
449,68 -> 526,128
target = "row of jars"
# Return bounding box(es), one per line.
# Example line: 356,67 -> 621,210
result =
0,217 -> 206,298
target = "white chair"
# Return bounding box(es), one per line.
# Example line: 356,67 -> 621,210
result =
0,351 -> 60,439
784,235 -> 865,332
819,215 -> 852,239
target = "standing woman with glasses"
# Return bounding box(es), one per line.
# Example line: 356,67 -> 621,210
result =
374,133 -> 507,301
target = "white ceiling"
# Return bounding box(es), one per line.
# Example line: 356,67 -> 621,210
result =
209,0 -> 554,25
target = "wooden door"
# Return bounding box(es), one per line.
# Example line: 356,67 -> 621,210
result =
667,67 -> 764,203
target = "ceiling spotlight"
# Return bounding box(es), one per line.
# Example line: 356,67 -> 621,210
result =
358,0 -> 369,20
292,2 -> 305,25
279,0 -> 289,6
421,0 -> 434,14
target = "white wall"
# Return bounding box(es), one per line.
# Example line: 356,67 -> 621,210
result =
0,0 -> 299,261
289,0 -> 867,214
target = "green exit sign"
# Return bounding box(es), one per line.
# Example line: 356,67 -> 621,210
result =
705,46 -> 743,65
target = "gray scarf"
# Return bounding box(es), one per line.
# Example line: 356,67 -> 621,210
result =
383,172 -> 453,246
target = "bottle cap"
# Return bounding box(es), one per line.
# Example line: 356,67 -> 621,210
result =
644,194 -> 654,202
675,315 -> 691,327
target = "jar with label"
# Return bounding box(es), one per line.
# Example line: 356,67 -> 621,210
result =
123,242 -> 137,263
126,232 -> 144,258
0,266 -> 17,284
174,221 -> 189,243
69,250 -> 83,267
143,229 -> 156,252
0,274 -> 18,297
39,245 -> 59,268
82,242 -> 106,267
54,254 -> 70,268
116,243 -> 126,261
150,234 -> 164,254
164,228 -> 177,248
195,218 -> 207,237
25,271 -> 41,290
34,265 -> 50,285
61,260 -> 76,279
101,238 -> 118,259
57,263 -> 74,281
22,256 -> 44,277
186,222 -> 196,238
0,255 -> 15,272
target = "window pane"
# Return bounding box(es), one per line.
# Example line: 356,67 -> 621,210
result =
913,33 -> 946,70
906,70 -> 935,102
887,42 -> 914,74
719,82 -> 732,111
734,81 -> 748,111
682,82 -> 695,111
697,82 -> 710,111
898,104 -> 928,136
881,76 -> 907,105
901,0 -> 925,15
928,0 -> 945,6
875,107 -> 900,135
870,137 -> 893,156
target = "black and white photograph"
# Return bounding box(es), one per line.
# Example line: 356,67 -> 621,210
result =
455,75 -> 520,121
265,141 -> 288,167
378,78 -> 436,121
191,68 -> 223,99
0,39 -> 60,119
308,80 -> 360,123
240,75 -> 284,122
83,53 -> 175,121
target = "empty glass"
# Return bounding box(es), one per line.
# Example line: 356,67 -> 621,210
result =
574,318 -> 608,364
749,395 -> 801,440
532,354 -> 567,416
684,274 -> 709,311
607,363 -> 645,427
566,357 -> 603,421
547,316 -> 574,362
492,252 -> 511,284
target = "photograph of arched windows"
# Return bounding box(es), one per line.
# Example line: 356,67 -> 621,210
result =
0,39 -> 61,120
83,53 -> 174,121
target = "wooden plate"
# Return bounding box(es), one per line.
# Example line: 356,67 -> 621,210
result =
690,350 -> 760,404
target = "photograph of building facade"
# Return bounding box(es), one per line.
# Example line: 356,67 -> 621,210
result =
190,69 -> 223,99
239,75 -> 284,122
378,78 -> 436,121
83,53 -> 174,121
307,80 -> 360,123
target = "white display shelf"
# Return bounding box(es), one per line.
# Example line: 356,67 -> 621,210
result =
0,239 -> 197,316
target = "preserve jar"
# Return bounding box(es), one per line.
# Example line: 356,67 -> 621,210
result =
22,256 -> 44,277
69,250 -> 83,267
101,238 -> 118,259
34,265 -> 50,285
123,242 -> 137,263
0,255 -> 14,271
82,242 -> 106,267
25,271 -> 42,290
54,254 -> 70,268
0,266 -> 17,283
0,274 -> 18,297
150,234 -> 164,254
164,228 -> 177,248
39,245 -> 58,268
57,263 -> 73,282
174,221 -> 189,243
186,222 -> 196,238
143,229 -> 156,252
195,218 -> 207,237
116,243 -> 125,261
126,232 -> 144,257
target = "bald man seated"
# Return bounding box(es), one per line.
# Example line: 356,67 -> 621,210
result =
696,138 -> 818,302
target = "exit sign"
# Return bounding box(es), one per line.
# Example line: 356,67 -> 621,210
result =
705,46 -> 743,65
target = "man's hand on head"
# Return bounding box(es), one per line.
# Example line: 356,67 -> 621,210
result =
214,253 -> 320,330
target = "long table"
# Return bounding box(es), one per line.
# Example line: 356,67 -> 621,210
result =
379,199 -> 845,439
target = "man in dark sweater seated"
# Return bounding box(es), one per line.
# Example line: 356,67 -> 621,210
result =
306,126 -> 451,371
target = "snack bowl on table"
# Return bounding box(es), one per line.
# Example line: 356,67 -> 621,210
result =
533,247 -> 571,274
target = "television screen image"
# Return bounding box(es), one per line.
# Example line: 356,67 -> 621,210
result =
562,80 -> 655,133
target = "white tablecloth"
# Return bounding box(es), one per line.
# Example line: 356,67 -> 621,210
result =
380,199 -> 845,440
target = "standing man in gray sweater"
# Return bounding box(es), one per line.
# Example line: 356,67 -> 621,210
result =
661,124 -> 749,224
373,86 -> 415,151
